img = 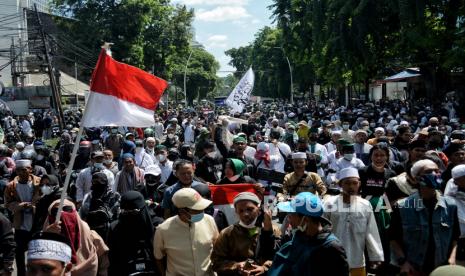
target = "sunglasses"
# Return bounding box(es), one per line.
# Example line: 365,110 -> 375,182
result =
50,206 -> 74,217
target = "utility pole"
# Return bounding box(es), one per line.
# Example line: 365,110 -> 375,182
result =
10,38 -> 17,87
75,58 -> 78,107
35,4 -> 64,129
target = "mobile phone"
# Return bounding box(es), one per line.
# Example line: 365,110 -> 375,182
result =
243,259 -> 255,270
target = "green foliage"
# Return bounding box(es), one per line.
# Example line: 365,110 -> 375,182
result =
170,47 -> 219,105
225,27 -> 293,98
51,0 -> 219,98
227,0 -> 465,99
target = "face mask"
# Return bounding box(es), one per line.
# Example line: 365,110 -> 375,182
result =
36,154 -> 44,161
168,134 -> 175,139
362,126 -> 369,131
111,129 -> 118,134
94,163 -> 104,170
239,217 -> 258,229
190,212 -> 204,223
103,159 -> 112,165
370,123 -> 376,128
91,185 -> 107,196
344,153 -> 354,160
157,154 -> 166,162
207,151 -> 216,158
228,175 -> 240,182
41,185 -> 52,195
342,124 -> 350,130
146,180 -> 159,186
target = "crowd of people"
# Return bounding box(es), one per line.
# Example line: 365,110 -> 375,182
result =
1,98 -> 465,275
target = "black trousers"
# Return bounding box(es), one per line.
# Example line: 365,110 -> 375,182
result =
14,229 -> 31,276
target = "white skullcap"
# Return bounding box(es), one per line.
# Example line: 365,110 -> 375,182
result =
292,152 -> 307,160
16,142 -> 25,149
400,121 -> 409,126
337,167 -> 360,181
375,127 -> 385,134
331,130 -> 342,136
27,239 -> 72,264
15,159 -> 32,168
411,159 -> 437,178
146,137 -> 155,143
452,164 -> 465,179
353,130 -> 367,137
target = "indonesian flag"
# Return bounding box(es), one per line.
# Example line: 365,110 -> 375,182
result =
81,49 -> 168,127
209,184 -> 258,225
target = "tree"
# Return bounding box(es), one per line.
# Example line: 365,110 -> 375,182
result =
226,27 -> 292,99
171,47 -> 219,105
50,0 -> 203,84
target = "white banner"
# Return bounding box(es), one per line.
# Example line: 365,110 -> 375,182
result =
225,67 -> 254,114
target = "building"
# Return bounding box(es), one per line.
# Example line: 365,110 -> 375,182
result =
0,0 -> 50,86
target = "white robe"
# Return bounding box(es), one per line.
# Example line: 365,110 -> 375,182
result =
324,195 -> 384,268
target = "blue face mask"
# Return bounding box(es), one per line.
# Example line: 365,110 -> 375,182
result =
419,173 -> 442,190
190,212 -> 204,223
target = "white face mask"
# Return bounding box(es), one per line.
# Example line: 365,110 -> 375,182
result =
157,154 -> 166,162
207,151 -> 216,158
94,163 -> 104,170
344,153 -> 354,161
36,154 -> 44,161
342,124 -> 350,130
228,175 -> 240,182
41,185 -> 52,195
167,134 -> 175,139
239,217 -> 258,229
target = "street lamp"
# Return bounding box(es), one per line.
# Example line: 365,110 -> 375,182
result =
274,47 -> 294,104
183,51 -> 194,106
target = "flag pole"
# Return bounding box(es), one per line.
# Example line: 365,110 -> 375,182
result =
55,45 -> 110,222
55,111 -> 86,222
56,91 -> 96,221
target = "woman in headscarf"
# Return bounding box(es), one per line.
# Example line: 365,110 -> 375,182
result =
31,174 -> 62,234
107,191 -> 160,276
44,199 -> 109,276
79,172 -> 121,241
217,158 -> 256,184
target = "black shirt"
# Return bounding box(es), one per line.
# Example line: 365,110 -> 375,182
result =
359,165 -> 396,197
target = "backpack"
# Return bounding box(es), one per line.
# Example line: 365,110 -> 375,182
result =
86,200 -> 112,242
127,240 -> 157,276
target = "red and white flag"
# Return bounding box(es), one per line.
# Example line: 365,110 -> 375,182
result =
81,49 -> 168,127
209,184 -> 258,225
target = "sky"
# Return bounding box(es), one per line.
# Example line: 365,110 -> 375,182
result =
173,0 -> 274,77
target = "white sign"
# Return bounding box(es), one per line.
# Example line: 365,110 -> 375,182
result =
225,67 -> 254,114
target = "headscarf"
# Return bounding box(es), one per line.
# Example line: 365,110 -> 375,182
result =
118,191 -> 155,242
254,142 -> 270,168
228,158 -> 246,176
44,199 -> 108,275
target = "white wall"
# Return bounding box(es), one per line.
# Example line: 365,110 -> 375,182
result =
370,81 -> 407,101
